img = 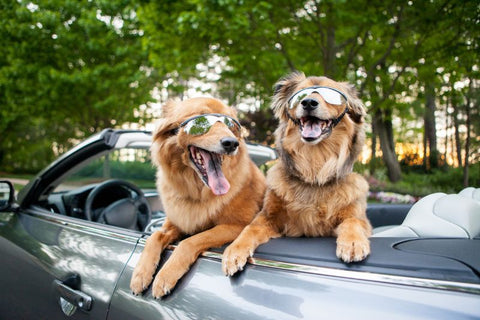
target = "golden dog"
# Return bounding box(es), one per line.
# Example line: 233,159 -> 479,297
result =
223,72 -> 371,276
130,97 -> 266,297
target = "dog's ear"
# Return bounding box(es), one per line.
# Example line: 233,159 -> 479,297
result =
339,82 -> 366,124
271,71 -> 306,121
160,99 -> 178,118
152,100 -> 181,141
153,118 -> 178,141
151,116 -> 179,167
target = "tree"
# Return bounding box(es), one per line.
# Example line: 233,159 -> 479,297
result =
0,0 -> 155,172
138,0 -> 407,181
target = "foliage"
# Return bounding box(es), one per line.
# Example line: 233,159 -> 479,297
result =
74,157 -> 156,182
0,0 -> 478,189
362,162 -> 480,197
137,0 -> 479,183
0,0 -> 156,172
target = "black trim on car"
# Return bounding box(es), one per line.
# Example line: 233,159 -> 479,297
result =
18,129 -> 151,208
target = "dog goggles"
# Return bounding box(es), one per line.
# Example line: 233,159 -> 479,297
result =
288,86 -> 347,109
179,113 -> 241,136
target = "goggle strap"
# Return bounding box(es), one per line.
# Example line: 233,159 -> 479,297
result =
285,109 -> 300,125
331,106 -> 349,127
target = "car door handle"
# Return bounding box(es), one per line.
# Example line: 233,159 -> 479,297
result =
54,279 -> 93,312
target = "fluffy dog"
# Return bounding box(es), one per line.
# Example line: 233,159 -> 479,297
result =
223,72 -> 371,276
130,97 -> 266,297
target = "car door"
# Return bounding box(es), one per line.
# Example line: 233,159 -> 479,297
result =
106,236 -> 480,320
0,205 -> 140,319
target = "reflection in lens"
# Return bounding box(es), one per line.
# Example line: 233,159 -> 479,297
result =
186,117 -> 210,135
181,114 -> 241,136
289,87 -> 346,108
319,88 -> 343,105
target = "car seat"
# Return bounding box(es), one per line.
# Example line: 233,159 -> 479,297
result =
372,188 -> 480,238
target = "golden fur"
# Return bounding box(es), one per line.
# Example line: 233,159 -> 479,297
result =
223,73 -> 372,275
130,97 -> 266,297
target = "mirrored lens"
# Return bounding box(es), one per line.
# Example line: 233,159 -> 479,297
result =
182,115 -> 240,136
317,88 -> 345,105
184,116 -> 211,135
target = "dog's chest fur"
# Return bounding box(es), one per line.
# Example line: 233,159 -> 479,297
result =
266,163 -> 368,237
156,168 -> 226,234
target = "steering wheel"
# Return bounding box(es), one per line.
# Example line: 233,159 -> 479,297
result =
84,179 -> 152,231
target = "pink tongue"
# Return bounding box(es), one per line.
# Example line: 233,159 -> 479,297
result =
200,150 -> 230,196
301,120 -> 322,139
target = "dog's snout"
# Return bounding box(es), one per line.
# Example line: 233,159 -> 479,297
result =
221,137 -> 239,153
301,98 -> 319,111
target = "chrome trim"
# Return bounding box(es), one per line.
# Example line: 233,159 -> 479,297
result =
24,208 -> 141,243
200,250 -> 480,295
159,244 -> 480,295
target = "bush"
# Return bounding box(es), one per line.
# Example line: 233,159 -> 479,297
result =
74,158 -> 156,182
366,163 -> 479,198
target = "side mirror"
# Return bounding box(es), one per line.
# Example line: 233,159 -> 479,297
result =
0,180 -> 15,211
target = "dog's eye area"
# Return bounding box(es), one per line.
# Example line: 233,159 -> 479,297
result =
168,128 -> 180,136
288,86 -> 347,109
223,117 -> 234,127
186,117 -> 210,135
180,114 -> 241,136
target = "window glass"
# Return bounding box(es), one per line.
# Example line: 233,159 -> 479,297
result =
56,148 -> 156,191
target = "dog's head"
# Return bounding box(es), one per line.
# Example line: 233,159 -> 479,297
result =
152,97 -> 244,196
272,72 -> 365,145
272,72 -> 366,184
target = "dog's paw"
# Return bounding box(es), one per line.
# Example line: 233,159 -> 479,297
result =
130,262 -> 157,295
130,272 -> 152,295
151,271 -> 177,299
336,238 -> 370,263
222,245 -> 252,276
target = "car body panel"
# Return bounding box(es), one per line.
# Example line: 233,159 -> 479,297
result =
0,208 -> 140,319
107,238 -> 480,320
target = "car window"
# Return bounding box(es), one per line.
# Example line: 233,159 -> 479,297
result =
56,147 -> 156,192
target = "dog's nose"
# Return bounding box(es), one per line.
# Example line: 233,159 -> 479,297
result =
301,98 -> 319,111
221,137 -> 239,153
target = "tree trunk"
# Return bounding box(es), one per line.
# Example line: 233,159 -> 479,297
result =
370,122 -> 377,175
374,110 -> 402,182
463,83 -> 472,187
444,98 -> 449,164
452,103 -> 463,167
423,125 -> 428,170
322,2 -> 336,77
424,84 -> 438,169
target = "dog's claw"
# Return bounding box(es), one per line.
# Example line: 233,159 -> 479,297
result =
336,238 -> 370,263
130,265 -> 155,295
222,246 -> 250,276
152,273 -> 175,298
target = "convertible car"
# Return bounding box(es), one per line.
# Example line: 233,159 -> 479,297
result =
0,129 -> 479,319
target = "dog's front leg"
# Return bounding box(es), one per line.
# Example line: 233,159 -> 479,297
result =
222,214 -> 280,276
335,215 -> 372,263
130,219 -> 181,295
151,224 -> 245,298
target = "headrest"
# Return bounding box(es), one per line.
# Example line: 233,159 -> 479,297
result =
459,187 -> 480,202
373,192 -> 480,238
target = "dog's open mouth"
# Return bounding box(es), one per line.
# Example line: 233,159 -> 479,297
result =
189,146 -> 230,196
299,116 -> 333,142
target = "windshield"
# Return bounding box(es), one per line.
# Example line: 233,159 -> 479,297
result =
55,147 -> 156,192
